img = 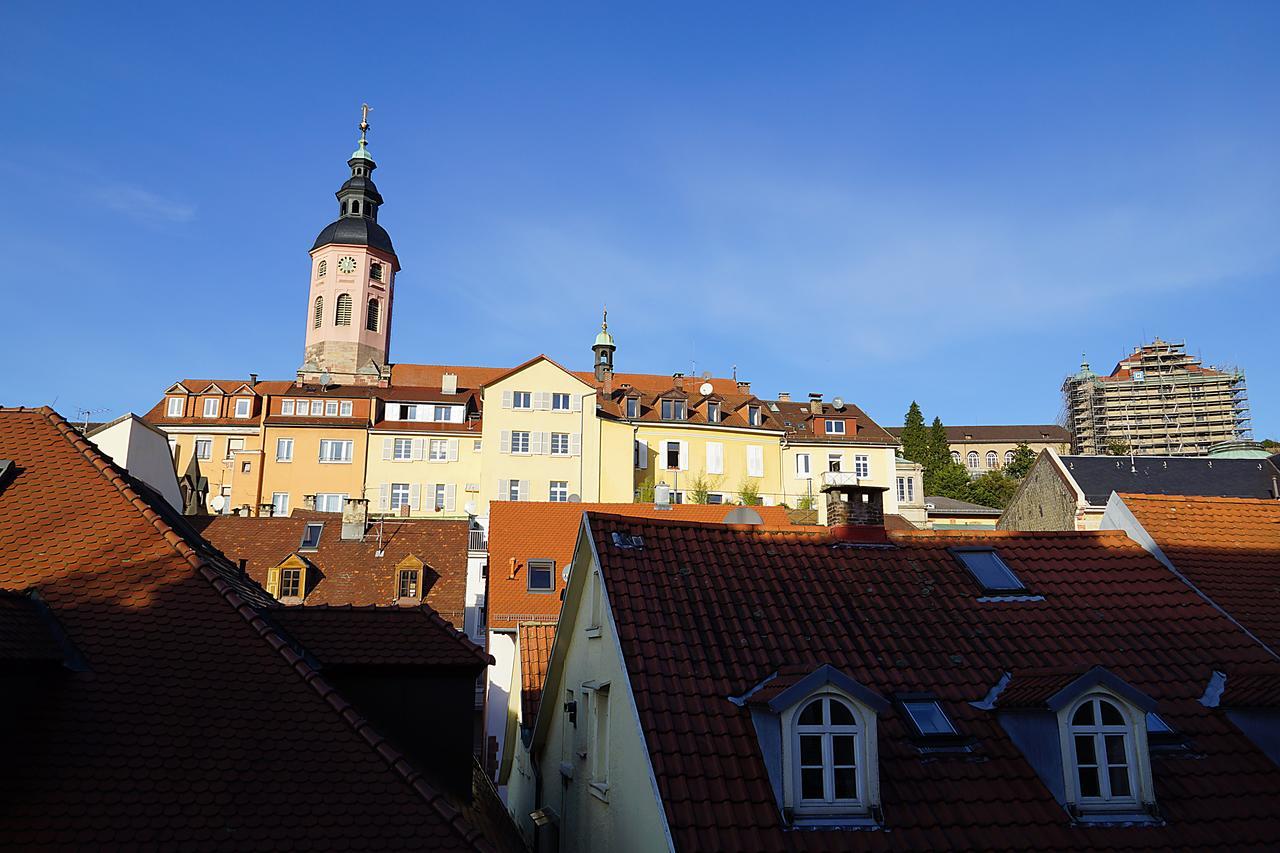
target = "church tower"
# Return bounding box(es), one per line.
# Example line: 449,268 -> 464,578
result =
300,105 -> 400,385
592,308 -> 616,381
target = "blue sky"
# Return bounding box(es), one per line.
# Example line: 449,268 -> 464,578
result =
3,2 -> 1278,437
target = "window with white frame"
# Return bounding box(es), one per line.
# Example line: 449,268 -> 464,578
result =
202,398 -> 219,418
511,430 -> 530,454
390,483 -> 411,511
591,685 -> 611,792
854,455 -> 869,478
826,419 -> 846,435
393,438 -> 414,460
747,445 -> 764,478
431,483 -> 448,511
827,453 -> 842,473
271,492 -> 289,516
195,439 -> 212,461
429,439 -> 449,461
281,399 -> 295,416
967,451 -> 979,469
339,400 -> 352,417
706,401 -> 720,423
706,442 -> 724,475
512,391 -> 532,410
325,401 -> 338,417
166,397 -> 183,417
551,432 -> 570,456
318,439 -> 353,463
310,400 -> 324,416
748,405 -> 762,426
552,393 -> 571,411
789,694 -> 870,817
626,397 -> 639,418
796,453 -> 811,478
896,476 -> 914,503
986,451 -> 998,468
233,398 -> 251,418
1005,450 -> 1016,466
433,405 -> 451,421
549,480 -> 568,502
1065,694 -> 1141,811
951,450 -> 962,464
315,493 -> 346,513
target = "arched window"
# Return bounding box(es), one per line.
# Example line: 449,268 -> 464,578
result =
1006,450 -> 1016,466
341,200 -> 348,215
967,451 -> 979,469
950,451 -> 961,465
312,296 -> 323,329
317,259 -> 327,277
793,695 -> 862,813
351,199 -> 361,215
1068,695 -> 1137,806
986,451 -> 998,468
335,293 -> 352,326
366,298 -> 380,332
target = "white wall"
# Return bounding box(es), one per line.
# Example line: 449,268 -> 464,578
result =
90,416 -> 184,512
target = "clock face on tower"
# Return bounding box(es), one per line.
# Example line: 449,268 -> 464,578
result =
338,256 -> 357,274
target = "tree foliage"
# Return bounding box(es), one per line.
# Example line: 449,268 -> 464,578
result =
899,402 -> 929,464
966,470 -> 1020,509
1004,443 -> 1037,479
904,408 -> 1037,510
688,474 -> 718,505
1105,439 -> 1131,456
737,479 -> 761,506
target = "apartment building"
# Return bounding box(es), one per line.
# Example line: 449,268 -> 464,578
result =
1063,339 -> 1251,456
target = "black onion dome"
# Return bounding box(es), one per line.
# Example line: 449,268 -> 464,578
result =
312,217 -> 396,254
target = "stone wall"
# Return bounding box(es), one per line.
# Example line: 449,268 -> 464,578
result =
997,457 -> 1079,531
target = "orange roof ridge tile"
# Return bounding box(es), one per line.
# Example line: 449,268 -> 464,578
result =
29,406 -> 493,851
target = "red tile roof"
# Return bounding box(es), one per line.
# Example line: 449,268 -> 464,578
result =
1220,668 -> 1280,708
486,501 -> 798,629
0,407 -> 494,850
581,512 -> 1280,851
1121,493 -> 1280,654
194,515 -> 471,626
0,590 -> 64,665
518,622 -> 556,724
273,605 -> 491,669
770,399 -> 898,445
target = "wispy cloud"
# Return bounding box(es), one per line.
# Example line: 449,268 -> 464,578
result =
87,183 -> 196,225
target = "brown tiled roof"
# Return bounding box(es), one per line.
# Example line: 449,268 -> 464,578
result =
0,407 -> 493,849
769,399 -> 897,445
888,424 -> 1071,443
518,622 -> 556,725
262,415 -> 370,427
600,386 -> 784,432
1121,493 -> 1280,654
273,605 -> 491,669
391,361 -> 744,396
0,590 -> 64,664
582,511 -> 1280,851
1219,667 -> 1280,708
487,501 -> 799,629
193,515 -> 471,626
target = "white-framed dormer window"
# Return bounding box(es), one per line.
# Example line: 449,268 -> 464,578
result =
310,400 -> 325,416
626,397 -> 639,418
1059,692 -> 1151,815
234,398 -> 252,419
748,405 -> 762,426
281,399 -> 295,416
203,398 -> 219,418
166,397 -> 184,417
826,419 -> 845,435
433,405 -> 451,422
325,401 -> 339,417
340,400 -> 352,417
706,401 -> 720,423
782,690 -> 879,821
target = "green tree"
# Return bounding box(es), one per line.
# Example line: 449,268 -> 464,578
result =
899,402 -> 929,464
1105,439 -> 1131,456
688,474 -> 719,505
967,470 -> 1019,509
1261,438 -> 1278,451
1004,443 -> 1037,479
636,476 -> 656,502
929,461 -> 973,502
737,479 -> 762,506
922,417 -> 956,495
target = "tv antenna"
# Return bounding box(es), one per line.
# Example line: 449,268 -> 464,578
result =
76,407 -> 111,432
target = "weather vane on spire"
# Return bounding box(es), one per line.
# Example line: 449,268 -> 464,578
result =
359,103 -> 372,144
602,306 -> 608,330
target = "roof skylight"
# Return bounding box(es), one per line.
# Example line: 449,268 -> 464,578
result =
300,523 -> 323,551
951,547 -> 1024,591
902,700 -> 957,736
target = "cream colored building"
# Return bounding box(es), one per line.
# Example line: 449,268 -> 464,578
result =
888,423 -> 1071,478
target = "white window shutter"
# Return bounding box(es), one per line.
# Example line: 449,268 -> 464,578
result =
382,437 -> 393,461
707,442 -> 723,475
570,433 -> 581,457
500,430 -> 511,454
378,483 -> 390,511
519,479 -> 530,501
636,439 -> 648,470
571,394 -> 582,412
412,438 -> 425,461
535,391 -> 551,411
498,479 -> 509,500
530,432 -> 544,455
445,484 -> 457,512
502,390 -> 514,409
748,446 -> 764,478
447,439 -> 459,461
410,483 -> 421,511
679,441 -> 689,471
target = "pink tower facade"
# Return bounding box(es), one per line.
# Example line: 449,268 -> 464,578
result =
300,113 -> 400,385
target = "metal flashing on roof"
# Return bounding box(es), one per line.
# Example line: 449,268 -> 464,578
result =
1045,666 -> 1158,714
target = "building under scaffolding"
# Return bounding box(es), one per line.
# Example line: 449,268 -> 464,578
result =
1062,338 -> 1250,456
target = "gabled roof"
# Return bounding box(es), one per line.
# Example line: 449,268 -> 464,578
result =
273,605 -> 491,669
768,399 -> 898,445
194,515 -> 471,626
486,501 -> 802,629
888,424 -> 1071,443
478,354 -> 594,390
1060,455 -> 1280,506
1118,493 -> 1280,654
0,407 -> 494,850
575,511 -> 1280,850
518,622 -> 556,725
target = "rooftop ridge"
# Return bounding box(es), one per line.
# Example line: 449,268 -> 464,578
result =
27,406 -> 492,851
1119,492 -> 1280,506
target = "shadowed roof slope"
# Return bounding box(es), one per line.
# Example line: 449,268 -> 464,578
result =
0,407 -> 492,850
272,605 -> 492,669
1061,454 -> 1280,506
581,511 -> 1280,851
1121,493 -> 1280,654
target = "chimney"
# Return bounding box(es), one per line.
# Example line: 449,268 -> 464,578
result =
736,380 -> 751,395
672,372 -> 685,391
442,372 -> 458,395
822,482 -> 889,544
809,393 -> 823,415
342,497 -> 370,540
249,372 -> 258,385
654,482 -> 672,511
602,368 -> 613,396
777,392 -> 791,402
399,503 -> 411,518
258,502 -> 275,517
303,494 -> 317,512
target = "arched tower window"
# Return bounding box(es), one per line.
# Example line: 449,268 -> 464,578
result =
366,298 -> 380,332
986,451 -> 998,468
317,259 -> 327,277
1068,695 -> 1137,806
313,296 -> 323,329
335,294 -> 352,326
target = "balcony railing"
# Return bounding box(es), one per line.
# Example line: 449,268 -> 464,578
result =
468,529 -> 487,552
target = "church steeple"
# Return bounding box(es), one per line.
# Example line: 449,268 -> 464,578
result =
592,307 -> 616,381
311,104 -> 396,256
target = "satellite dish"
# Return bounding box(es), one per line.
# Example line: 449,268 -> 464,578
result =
568,494 -> 582,503
699,381 -> 714,395
723,507 -> 763,525
464,500 -> 477,515
210,495 -> 226,512
831,396 -> 846,411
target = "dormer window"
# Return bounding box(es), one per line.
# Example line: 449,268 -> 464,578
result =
661,399 -> 686,420
233,398 -> 252,419
202,398 -> 219,418
626,397 -> 639,418
748,405 -> 761,426
1063,694 -> 1144,813
826,419 -> 845,435
166,397 -> 183,418
279,567 -> 303,600
397,568 -> 420,600
792,695 -> 866,814
706,401 -> 720,423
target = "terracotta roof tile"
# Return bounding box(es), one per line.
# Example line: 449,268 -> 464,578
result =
582,511 -> 1280,851
0,407 -> 494,849
273,605 -> 492,669
0,590 -> 64,664
518,622 -> 556,724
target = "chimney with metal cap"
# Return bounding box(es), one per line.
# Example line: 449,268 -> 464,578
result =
809,393 -> 823,415
821,481 -> 889,544
341,497 -> 369,540
777,392 -> 791,402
